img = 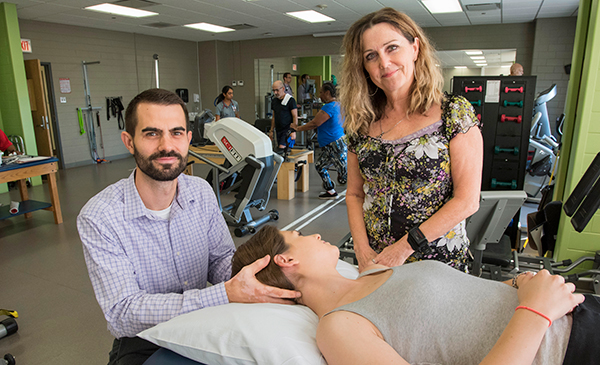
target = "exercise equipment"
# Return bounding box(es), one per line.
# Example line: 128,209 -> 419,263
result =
503,100 -> 523,108
500,114 -> 522,123
189,117 -> 282,237
469,100 -> 482,107
1,354 -> 15,365
491,178 -> 517,190
504,86 -> 524,93
525,85 -> 561,201
476,157 -> 600,293
465,85 -> 482,93
476,114 -> 481,121
78,60 -> 106,164
494,146 -> 519,155
0,309 -> 17,365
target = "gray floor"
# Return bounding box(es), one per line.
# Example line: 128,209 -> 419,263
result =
0,155 -> 536,364
0,155 -> 350,364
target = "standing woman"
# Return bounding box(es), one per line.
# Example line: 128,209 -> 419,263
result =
293,82 -> 348,200
341,8 -> 483,272
215,85 -> 239,121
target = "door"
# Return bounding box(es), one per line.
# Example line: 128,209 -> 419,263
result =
24,59 -> 54,157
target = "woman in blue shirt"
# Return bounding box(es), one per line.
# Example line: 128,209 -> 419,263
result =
215,85 -> 239,121
293,82 -> 347,200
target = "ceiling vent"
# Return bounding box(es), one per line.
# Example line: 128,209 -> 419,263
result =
142,22 -> 177,29
227,23 -> 257,30
112,0 -> 160,9
465,3 -> 501,12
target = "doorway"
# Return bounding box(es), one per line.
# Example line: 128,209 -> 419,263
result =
24,60 -> 64,169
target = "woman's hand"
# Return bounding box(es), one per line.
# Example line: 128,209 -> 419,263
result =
355,245 -> 378,272
373,236 -> 414,268
517,270 -> 585,322
268,130 -> 274,140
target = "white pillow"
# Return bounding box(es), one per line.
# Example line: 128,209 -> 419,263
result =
138,260 -> 358,364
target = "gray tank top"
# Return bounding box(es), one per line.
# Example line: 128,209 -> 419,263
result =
325,260 -> 571,365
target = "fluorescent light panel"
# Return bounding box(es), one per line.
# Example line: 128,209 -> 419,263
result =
184,22 -> 235,33
286,10 -> 335,23
421,0 -> 463,14
470,56 -> 485,60
465,50 -> 483,55
84,3 -> 158,18
455,66 -> 467,69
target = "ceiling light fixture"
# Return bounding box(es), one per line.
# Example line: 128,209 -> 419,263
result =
421,0 -> 463,14
455,66 -> 467,69
184,22 -> 235,33
313,31 -> 346,37
286,10 -> 335,23
84,3 -> 158,18
470,56 -> 485,60
465,50 -> 483,55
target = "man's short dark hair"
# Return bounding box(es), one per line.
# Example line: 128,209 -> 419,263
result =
283,72 -> 291,79
125,88 -> 189,136
301,74 -> 309,82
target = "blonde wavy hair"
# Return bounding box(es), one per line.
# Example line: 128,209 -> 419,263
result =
340,7 -> 444,135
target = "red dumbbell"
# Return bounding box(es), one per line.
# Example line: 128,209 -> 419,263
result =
477,114 -> 481,121
465,85 -> 483,93
504,86 -> 524,93
500,114 -> 523,123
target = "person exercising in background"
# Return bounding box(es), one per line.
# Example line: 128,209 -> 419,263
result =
297,74 -> 311,103
270,80 -> 298,151
510,63 -> 524,76
283,72 -> 294,96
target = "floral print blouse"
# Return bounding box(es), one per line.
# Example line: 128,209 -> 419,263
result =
347,94 -> 481,271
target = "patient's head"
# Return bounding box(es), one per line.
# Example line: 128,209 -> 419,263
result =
232,225 -> 296,292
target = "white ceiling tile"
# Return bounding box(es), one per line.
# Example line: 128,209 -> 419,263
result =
10,0 -> 581,42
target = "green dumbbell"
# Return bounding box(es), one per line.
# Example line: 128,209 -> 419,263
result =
494,146 -> 519,155
503,100 -> 524,108
470,100 -> 482,107
491,178 -> 518,189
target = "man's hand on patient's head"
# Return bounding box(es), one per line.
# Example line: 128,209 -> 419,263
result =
225,255 -> 301,305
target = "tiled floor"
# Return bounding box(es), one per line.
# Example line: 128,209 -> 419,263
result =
0,154 -> 535,364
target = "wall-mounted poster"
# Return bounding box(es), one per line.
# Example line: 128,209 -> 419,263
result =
59,78 -> 71,94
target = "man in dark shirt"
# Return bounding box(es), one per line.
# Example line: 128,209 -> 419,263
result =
270,80 -> 298,150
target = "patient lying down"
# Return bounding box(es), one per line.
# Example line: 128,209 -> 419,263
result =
232,225 -> 598,365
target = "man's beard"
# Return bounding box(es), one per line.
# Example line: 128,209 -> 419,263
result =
133,147 -> 187,182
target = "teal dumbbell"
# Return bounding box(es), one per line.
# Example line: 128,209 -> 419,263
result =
491,178 -> 518,189
494,146 -> 519,155
503,100 -> 523,108
470,100 -> 482,107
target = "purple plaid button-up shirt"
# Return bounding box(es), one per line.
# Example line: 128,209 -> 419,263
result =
78,170 -> 235,338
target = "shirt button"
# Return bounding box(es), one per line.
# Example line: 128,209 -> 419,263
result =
184,281 -> 188,286
177,252 -> 180,256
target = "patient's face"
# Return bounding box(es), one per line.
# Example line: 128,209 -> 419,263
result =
281,231 -> 339,264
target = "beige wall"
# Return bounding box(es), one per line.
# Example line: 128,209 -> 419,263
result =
19,19 -> 200,168
531,17 -> 578,135
199,21 -> 541,124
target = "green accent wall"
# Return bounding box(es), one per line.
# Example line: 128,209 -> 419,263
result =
0,2 -> 40,193
553,0 -> 600,266
297,56 -> 332,82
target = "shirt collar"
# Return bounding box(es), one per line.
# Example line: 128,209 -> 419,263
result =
123,169 -> 195,220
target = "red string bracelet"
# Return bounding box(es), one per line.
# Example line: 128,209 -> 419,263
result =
515,306 -> 552,327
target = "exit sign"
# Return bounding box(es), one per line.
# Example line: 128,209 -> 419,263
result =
21,39 -> 32,53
